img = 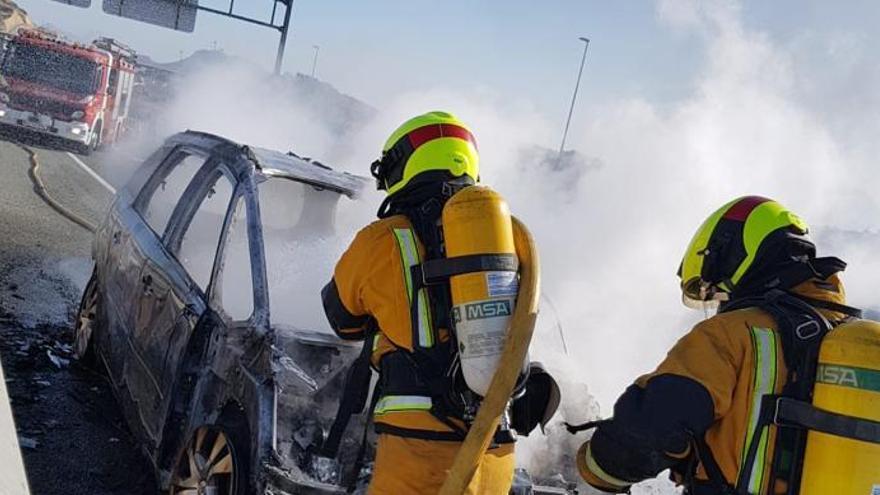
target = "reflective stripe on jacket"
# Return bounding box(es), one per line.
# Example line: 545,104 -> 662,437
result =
323,214 -> 456,435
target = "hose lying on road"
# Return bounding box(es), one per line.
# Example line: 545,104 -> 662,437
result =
15,142 -> 97,233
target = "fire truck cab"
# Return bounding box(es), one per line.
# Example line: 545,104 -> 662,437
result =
0,30 -> 136,155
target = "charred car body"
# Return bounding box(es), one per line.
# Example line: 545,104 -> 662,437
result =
76,131 -> 369,494
75,131 -> 575,494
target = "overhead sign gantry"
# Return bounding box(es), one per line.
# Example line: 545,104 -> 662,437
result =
49,0 -> 91,7
48,0 -> 294,74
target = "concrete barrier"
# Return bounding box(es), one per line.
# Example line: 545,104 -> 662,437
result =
0,357 -> 30,495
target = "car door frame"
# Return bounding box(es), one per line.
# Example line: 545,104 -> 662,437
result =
147,151 -> 272,450
122,144 -> 232,447
94,144 -> 173,383
152,157 -> 277,486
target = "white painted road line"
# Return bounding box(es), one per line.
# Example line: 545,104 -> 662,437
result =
65,152 -> 116,194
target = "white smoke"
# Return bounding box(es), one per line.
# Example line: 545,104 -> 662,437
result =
337,2 -> 879,492
103,1 -> 880,492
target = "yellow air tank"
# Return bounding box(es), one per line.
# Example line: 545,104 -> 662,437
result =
799,319 -> 880,494
442,185 -> 518,397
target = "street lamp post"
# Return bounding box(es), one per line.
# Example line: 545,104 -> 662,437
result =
311,45 -> 320,78
558,37 -> 590,158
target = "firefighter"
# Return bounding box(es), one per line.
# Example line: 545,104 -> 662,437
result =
576,196 -> 869,494
322,111 -> 557,494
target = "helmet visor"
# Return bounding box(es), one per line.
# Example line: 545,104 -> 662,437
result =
682,292 -> 720,311
681,277 -> 728,310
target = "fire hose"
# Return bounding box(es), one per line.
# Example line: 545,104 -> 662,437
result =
15,142 -> 97,233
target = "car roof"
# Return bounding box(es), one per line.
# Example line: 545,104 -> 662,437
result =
169,130 -> 368,198
248,145 -> 366,198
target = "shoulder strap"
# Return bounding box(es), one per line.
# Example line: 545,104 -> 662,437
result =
789,293 -> 862,319
395,199 -> 475,423
705,290 -> 844,494
401,196 -> 451,352
322,323 -> 378,458
734,291 -> 832,494
692,431 -> 739,495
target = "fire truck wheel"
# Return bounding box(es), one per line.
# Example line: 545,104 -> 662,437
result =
91,121 -> 103,152
76,141 -> 92,156
77,126 -> 100,156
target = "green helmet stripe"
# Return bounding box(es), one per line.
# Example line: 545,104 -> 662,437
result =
730,200 -> 808,285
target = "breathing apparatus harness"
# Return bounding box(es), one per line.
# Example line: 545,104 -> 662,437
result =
684,256 -> 877,495
321,178 -> 523,484
378,178 -> 498,439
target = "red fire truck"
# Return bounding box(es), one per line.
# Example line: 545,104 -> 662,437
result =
0,30 -> 136,154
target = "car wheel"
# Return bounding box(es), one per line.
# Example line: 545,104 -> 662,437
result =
169,421 -> 251,495
73,270 -> 99,366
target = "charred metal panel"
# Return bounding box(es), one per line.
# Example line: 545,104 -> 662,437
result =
240,175 -> 270,331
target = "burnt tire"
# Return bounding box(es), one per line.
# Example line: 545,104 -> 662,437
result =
169,415 -> 252,495
73,269 -> 99,367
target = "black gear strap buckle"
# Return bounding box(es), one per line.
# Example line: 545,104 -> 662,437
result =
564,419 -> 610,435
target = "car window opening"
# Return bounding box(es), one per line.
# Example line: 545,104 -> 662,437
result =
176,171 -> 235,292
139,152 -> 207,238
259,177 -> 362,334
215,194 -> 255,322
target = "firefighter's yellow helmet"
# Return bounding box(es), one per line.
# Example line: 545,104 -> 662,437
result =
678,196 -> 811,307
370,111 -> 479,195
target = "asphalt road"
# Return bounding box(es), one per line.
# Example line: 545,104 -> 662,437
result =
0,130 -> 157,494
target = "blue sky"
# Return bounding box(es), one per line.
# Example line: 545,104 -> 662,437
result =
18,0 -> 880,144
19,1 -> 704,121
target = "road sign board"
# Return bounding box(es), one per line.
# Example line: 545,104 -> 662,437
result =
49,0 -> 91,7
102,0 -> 198,33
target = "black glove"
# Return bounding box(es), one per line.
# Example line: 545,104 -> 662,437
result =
590,419 -> 689,483
511,362 -> 561,436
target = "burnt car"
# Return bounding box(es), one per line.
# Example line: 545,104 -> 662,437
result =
74,130 -> 577,494
74,130 -> 374,494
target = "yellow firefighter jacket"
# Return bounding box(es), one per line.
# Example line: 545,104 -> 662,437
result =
579,274 -> 850,494
324,213 -> 529,438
